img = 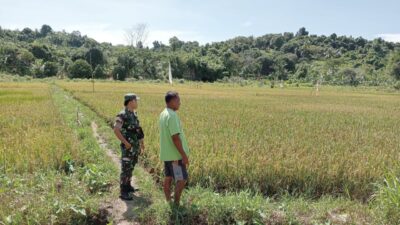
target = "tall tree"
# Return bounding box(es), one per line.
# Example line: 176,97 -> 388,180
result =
85,48 -> 105,69
40,24 -> 53,37
124,23 -> 149,48
296,27 -> 309,37
69,59 -> 92,78
169,37 -> 184,51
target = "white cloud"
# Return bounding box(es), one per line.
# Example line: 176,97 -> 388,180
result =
75,25 -> 207,46
63,23 -> 125,45
378,33 -> 400,43
2,22 -> 208,46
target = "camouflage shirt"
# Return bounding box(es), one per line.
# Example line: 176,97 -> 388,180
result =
114,108 -> 144,149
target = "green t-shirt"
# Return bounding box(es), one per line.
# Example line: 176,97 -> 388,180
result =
159,108 -> 190,161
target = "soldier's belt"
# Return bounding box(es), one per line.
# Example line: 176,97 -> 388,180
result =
124,127 -> 144,139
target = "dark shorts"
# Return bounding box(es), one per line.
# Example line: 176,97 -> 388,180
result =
164,160 -> 188,181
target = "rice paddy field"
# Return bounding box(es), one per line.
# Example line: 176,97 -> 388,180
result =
0,83 -> 78,173
0,82 -> 116,224
58,81 -> 400,200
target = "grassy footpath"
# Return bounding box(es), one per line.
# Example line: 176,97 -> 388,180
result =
49,84 -> 118,224
55,83 -> 385,225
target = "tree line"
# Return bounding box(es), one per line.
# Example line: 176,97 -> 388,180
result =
1,25 -> 400,86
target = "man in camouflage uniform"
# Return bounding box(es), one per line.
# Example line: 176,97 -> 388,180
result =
113,93 -> 144,200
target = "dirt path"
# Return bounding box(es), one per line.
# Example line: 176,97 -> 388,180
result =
91,121 -> 148,225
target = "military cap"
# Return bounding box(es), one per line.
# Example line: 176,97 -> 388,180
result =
124,93 -> 140,105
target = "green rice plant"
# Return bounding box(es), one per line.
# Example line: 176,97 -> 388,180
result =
374,171 -> 400,224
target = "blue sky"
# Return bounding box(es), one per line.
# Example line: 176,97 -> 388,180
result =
0,0 -> 399,45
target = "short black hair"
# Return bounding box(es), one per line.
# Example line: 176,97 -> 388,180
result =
124,99 -> 131,106
165,91 -> 179,103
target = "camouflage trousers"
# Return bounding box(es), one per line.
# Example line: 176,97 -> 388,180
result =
120,144 -> 139,188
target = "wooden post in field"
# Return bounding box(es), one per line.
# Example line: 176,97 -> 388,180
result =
168,60 -> 173,85
90,51 -> 94,93
315,74 -> 323,96
76,106 -> 81,126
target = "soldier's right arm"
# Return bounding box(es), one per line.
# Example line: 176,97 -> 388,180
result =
113,116 -> 131,148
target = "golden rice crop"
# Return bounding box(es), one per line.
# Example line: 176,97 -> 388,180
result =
58,81 -> 400,199
0,83 -> 79,174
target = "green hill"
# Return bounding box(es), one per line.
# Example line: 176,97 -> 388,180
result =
1,25 -> 399,86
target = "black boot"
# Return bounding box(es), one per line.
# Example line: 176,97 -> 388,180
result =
120,185 -> 133,201
127,184 -> 139,193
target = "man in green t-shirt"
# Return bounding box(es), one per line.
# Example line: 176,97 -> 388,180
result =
159,91 -> 190,205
